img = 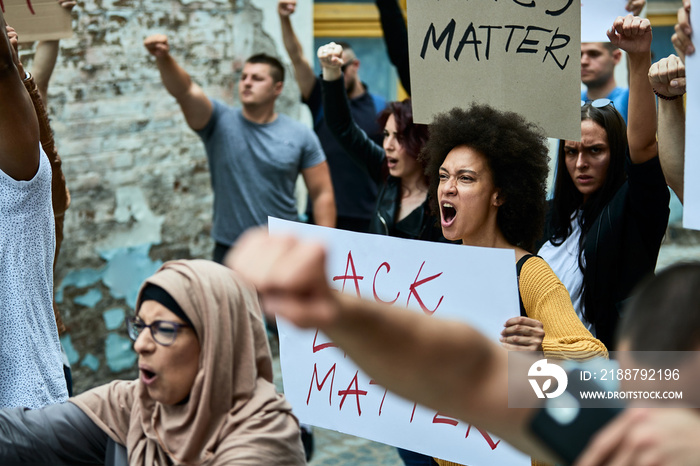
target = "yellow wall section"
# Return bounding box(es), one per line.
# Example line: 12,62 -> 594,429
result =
314,1 -> 409,99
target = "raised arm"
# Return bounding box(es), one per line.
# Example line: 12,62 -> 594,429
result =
375,0 -> 411,95
33,41 -> 58,104
278,0 -> 316,101
7,24 -> 69,334
626,0 -> 646,17
318,42 -> 386,183
672,0 -> 693,61
608,15 -> 656,164
649,54 -> 686,202
33,0 -> 76,104
226,229 -> 559,464
143,34 -> 212,131
0,19 -> 39,181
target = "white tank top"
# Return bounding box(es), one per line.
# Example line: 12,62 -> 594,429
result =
539,211 -> 595,335
0,148 -> 68,408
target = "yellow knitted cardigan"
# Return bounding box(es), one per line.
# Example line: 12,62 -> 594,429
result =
435,256 -> 608,466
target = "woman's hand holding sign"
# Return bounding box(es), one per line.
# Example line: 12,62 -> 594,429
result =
501,316 -> 545,352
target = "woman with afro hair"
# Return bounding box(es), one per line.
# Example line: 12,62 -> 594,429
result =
421,104 -> 606,362
420,103 -> 607,466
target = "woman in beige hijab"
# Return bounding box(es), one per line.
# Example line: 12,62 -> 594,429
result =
0,259 -> 305,466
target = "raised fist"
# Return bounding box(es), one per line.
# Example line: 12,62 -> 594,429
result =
144,34 -> 170,58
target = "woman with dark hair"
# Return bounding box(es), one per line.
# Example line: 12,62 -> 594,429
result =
420,104 -> 606,358
227,233 -> 700,466
320,38 -> 606,466
419,104 -> 607,466
422,106 -> 548,254
538,16 -> 670,349
318,42 -> 444,243
318,41 -> 445,466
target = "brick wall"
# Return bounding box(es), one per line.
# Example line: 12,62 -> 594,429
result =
17,0 -> 309,394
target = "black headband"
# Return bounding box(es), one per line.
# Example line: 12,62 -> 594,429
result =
139,283 -> 192,328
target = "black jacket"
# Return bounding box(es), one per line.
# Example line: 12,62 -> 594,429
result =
371,176 -> 445,241
539,154 -> 670,349
321,77 -> 446,243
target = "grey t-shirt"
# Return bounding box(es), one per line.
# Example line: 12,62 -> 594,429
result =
197,101 -> 326,246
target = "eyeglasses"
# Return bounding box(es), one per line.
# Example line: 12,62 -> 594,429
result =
126,316 -> 192,347
581,98 -> 614,109
340,59 -> 357,73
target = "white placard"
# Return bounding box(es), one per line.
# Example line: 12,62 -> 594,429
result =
683,3 -> 700,230
269,218 -> 529,466
581,0 -> 630,43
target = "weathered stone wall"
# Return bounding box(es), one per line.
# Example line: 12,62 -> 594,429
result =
17,0 -> 312,394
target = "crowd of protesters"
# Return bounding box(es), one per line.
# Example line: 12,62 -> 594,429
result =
0,0 -> 698,464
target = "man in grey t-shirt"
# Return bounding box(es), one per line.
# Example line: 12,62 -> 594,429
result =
144,34 -> 336,262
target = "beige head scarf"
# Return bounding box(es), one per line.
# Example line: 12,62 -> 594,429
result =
71,259 -> 305,465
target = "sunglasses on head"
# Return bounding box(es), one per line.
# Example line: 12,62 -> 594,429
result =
581,98 -> 614,109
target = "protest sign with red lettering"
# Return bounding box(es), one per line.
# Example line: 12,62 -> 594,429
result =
269,217 -> 529,466
407,0 -> 580,141
1,0 -> 72,42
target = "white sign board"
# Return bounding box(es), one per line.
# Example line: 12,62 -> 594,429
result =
684,3 -> 700,230
269,218 -> 529,466
407,0 -> 581,141
582,0 -> 630,43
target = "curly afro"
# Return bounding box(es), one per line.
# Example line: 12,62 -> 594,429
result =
419,104 -> 550,252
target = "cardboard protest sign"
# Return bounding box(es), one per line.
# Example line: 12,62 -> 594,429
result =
582,0 -> 630,43
269,217 -> 530,466
1,0 -> 72,42
683,5 -> 700,230
407,0 -> 580,141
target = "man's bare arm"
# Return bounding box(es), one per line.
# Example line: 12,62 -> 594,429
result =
302,161 -> 336,228
144,34 -> 212,131
32,0 -> 77,103
672,0 -> 693,61
649,54 -> 686,202
33,41 -> 58,104
278,0 -> 316,101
